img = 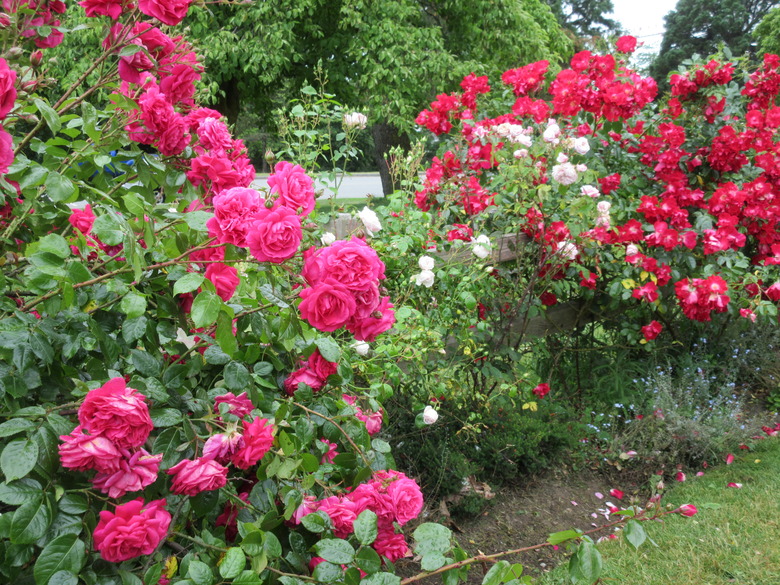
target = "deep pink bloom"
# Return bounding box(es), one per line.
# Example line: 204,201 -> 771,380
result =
727,482 -> 742,488
532,383 -> 550,399
317,495 -> 357,538
202,432 -> 243,462
214,391 -> 254,419
246,205 -> 303,263
725,453 -> 735,465
641,320 -> 663,341
676,472 -> 686,482
292,495 -> 319,525
284,366 -> 325,395
302,238 -> 386,291
79,0 -> 130,19
206,187 -> 264,246
92,449 -> 161,499
346,296 -> 395,342
69,204 -> 96,235
319,439 -> 338,464
204,263 -> 239,301
677,504 -> 697,517
58,426 -> 122,474
298,279 -> 356,332
0,58 -> 17,119
78,378 -> 153,449
0,126 -> 13,174
137,0 -> 191,25
386,477 -> 424,525
267,161 -> 316,216
615,36 -> 638,54
231,418 -> 275,470
167,457 -> 228,496
373,522 -> 409,562
609,488 -> 624,500
92,498 -> 171,562
347,482 -> 394,520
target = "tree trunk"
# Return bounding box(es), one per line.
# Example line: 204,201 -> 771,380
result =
371,123 -> 411,196
214,77 -> 241,127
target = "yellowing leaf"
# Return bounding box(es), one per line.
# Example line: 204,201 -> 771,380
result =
622,279 -> 637,289
522,402 -> 538,412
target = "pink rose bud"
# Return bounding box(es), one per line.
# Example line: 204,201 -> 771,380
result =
725,453 -> 734,465
677,504 -> 697,517
675,472 -> 686,482
609,488 -> 624,500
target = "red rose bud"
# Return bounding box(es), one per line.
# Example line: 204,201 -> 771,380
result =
30,50 -> 43,68
677,504 -> 697,517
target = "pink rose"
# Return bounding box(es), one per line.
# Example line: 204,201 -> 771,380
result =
79,0 -> 130,20
92,449 -> 162,499
362,410 -> 383,436
202,432 -> 243,462
92,498 -> 171,562
206,187 -> 264,246
246,205 -> 303,263
292,495 -> 319,525
615,35 -> 638,54
386,477 -> 424,525
303,238 -> 386,290
267,161 -> 316,216
351,283 -> 381,320
373,522 -> 409,562
214,391 -> 254,419
58,426 -> 121,473
138,0 -> 191,25
194,116 -> 233,153
346,296 -> 395,342
69,204 -> 96,235
0,58 -> 17,119
532,383 -> 550,399
320,439 -> 338,464
231,418 -> 275,470
204,263 -> 239,301
78,378 -> 153,449
317,495 -> 357,538
298,279 -> 357,332
159,55 -> 201,107
284,366 -> 325,395
0,125 -> 13,174
167,457 -> 228,496
347,482 -> 394,520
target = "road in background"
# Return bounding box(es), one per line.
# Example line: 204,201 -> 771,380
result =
252,172 -> 384,200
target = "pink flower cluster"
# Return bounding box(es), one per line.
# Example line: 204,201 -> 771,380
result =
343,394 -> 383,436
284,349 -> 339,395
674,275 -> 730,322
294,470 -> 423,562
59,378 -> 160,499
6,0 -> 66,49
299,237 -> 395,341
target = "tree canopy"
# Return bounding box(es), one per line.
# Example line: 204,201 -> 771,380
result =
542,0 -> 620,39
651,0 -> 779,86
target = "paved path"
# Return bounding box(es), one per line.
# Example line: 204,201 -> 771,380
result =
252,172 -> 384,200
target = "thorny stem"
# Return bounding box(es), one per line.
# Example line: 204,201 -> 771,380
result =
293,402 -> 374,471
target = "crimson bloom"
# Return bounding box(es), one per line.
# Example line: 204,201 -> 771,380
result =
92,498 -> 171,562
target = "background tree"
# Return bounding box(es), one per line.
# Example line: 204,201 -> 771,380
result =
754,5 -> 780,54
542,0 -> 620,42
651,0 -> 779,88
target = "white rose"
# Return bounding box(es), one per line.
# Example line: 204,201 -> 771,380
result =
352,340 -> 370,356
471,235 -> 491,259
573,137 -> 591,154
413,269 -> 436,288
321,232 -> 336,246
418,255 -> 435,271
626,244 -> 639,256
551,162 -> 578,186
557,240 -> 578,260
576,163 -> 588,172
423,405 -> 439,425
513,148 -> 529,159
343,112 -> 368,130
580,185 -> 600,198
542,122 -> 561,143
597,201 -> 612,214
556,152 -> 569,164
357,206 -> 382,234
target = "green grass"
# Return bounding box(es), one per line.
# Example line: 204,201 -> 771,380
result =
539,439 -> 780,585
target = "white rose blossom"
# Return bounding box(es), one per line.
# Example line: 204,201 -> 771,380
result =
573,137 -> 591,154
580,185 -> 600,198
357,206 -> 382,234
551,162 -> 578,186
542,120 -> 561,143
423,405 -> 439,425
514,149 -> 529,159
321,232 -> 336,246
343,112 -> 367,130
418,255 -> 435,271
471,235 -> 492,259
413,269 -> 436,288
556,152 -> 569,164
557,240 -> 579,260
626,244 -> 639,256
352,340 -> 370,356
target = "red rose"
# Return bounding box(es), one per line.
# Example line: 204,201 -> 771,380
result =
138,0 -> 192,26
615,35 -> 637,54
231,418 -> 275,469
78,378 -> 153,449
246,205 -> 303,263
641,320 -> 663,341
532,383 -> 550,398
204,263 -> 239,302
0,58 -> 17,119
298,279 -> 356,332
92,498 -> 171,562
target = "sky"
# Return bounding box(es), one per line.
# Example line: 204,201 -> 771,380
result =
608,0 -> 679,56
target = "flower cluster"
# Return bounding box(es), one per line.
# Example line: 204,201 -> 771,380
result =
295,470 -> 423,562
343,394 -> 383,436
299,237 -> 395,340
284,349 -> 339,395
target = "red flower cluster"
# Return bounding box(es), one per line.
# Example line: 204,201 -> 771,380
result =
674,275 -> 730,321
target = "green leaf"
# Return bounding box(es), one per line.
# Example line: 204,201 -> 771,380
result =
412,523 -> 452,556
216,310 -> 237,357
48,570 -> 78,585
353,510 -> 378,545
120,291 -> 147,319
0,478 -> 42,505
150,408 -> 183,428
192,290 -> 221,327
10,495 -> 51,543
624,519 -> 646,551
569,541 -> 602,585
0,418 -> 35,438
547,529 -> 581,546
58,494 -> 88,515
122,315 -> 148,343
203,344 -> 230,365
44,172 -> 76,202
118,44 -> 143,57
355,547 -> 382,573
219,547 -> 246,579
174,273 -> 205,296
153,427 -> 185,468
301,510 -> 329,533
187,560 -> 214,585
224,361 -> 250,391
360,574 -> 401,585
264,531 -> 282,558
481,560 -> 509,585
314,538 -> 354,565
183,210 -> 212,231
371,439 -> 391,453
312,561 -> 343,583
131,349 -> 161,377
38,233 -> 71,259
92,213 -> 124,246
18,163 -> 48,190
34,98 -> 62,135
1,438 -> 39,482
314,337 -> 341,363
34,534 -> 85,585
240,531 -> 265,557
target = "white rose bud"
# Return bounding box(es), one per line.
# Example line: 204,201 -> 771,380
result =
352,340 -> 370,356
471,235 -> 491,259
423,405 -> 439,424
418,255 -> 435,271
357,206 -> 382,234
321,232 -> 336,246
343,112 -> 368,130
